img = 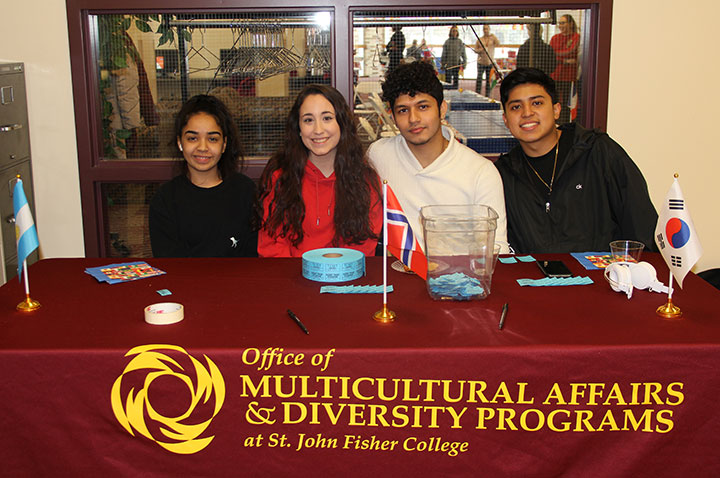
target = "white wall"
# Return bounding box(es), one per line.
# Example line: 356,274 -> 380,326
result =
0,0 -> 85,258
608,0 -> 718,272
1,1 -> 717,271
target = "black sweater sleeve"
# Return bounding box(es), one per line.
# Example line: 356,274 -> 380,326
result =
149,180 -> 191,257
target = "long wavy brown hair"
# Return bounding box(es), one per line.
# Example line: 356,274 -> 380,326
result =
256,84 -> 380,247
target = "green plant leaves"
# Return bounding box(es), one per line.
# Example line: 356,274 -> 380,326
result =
157,23 -> 175,47
135,20 -> 152,33
116,129 -> 133,140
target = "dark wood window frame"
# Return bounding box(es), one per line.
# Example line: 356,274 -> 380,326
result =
66,0 -> 613,257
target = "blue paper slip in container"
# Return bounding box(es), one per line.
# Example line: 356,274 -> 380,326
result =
428,272 -> 485,300
302,248 -> 365,283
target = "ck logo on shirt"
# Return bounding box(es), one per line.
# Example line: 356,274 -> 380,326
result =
575,184 -> 583,190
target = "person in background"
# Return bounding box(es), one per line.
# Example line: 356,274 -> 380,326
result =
516,24 -> 557,77
495,68 -> 657,254
549,14 -> 580,123
368,61 -> 508,252
406,39 -> 422,61
472,25 -> 500,96
257,84 -> 382,257
419,39 -> 435,68
149,95 -> 257,257
104,32 -> 159,159
386,26 -> 405,74
441,25 -> 467,89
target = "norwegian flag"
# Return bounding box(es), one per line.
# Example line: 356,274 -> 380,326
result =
385,184 -> 427,280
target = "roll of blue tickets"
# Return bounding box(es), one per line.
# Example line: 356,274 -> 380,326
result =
302,248 -> 365,283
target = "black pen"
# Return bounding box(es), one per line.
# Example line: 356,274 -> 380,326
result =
287,309 -> 309,335
499,303 -> 509,330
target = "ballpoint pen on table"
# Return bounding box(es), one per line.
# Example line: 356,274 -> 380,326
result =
499,303 -> 508,330
287,309 -> 310,335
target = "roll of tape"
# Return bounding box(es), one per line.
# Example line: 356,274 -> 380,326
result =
302,248 -> 365,283
144,302 -> 184,325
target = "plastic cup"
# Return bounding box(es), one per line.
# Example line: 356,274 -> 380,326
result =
609,240 -> 645,263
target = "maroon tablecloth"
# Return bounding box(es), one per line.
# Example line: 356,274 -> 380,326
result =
1,256 -> 719,476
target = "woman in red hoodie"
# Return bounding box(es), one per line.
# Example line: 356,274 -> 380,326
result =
550,14 -> 580,124
257,84 -> 382,257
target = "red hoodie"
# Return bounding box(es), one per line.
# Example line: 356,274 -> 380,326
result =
550,32 -> 580,82
258,161 -> 381,257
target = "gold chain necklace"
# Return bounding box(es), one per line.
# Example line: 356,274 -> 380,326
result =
524,142 -> 559,213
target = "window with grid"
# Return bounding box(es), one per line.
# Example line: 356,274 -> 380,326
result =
351,10 -> 590,155
91,11 -> 333,257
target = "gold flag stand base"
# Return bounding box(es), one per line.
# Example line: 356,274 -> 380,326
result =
373,304 -> 396,323
656,298 -> 682,319
17,296 -> 41,312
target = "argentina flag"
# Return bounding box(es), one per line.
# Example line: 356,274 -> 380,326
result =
13,178 -> 39,281
654,176 -> 702,288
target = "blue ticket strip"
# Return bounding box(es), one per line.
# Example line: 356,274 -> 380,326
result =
516,276 -> 594,287
320,285 -> 394,294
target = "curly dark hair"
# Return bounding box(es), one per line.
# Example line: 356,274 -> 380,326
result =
256,84 -> 381,247
381,61 -> 444,111
173,94 -> 244,179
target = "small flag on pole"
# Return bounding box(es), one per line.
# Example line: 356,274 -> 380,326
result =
654,175 -> 702,288
373,181 -> 396,323
386,185 -> 427,280
569,81 -> 578,121
13,178 -> 39,281
488,69 -> 498,94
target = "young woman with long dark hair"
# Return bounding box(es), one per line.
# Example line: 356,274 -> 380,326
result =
257,84 -> 382,256
149,94 -> 257,257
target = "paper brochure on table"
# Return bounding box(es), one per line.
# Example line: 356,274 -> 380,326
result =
85,262 -> 166,284
571,252 -> 637,270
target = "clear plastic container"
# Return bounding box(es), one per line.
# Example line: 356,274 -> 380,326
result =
421,204 -> 499,300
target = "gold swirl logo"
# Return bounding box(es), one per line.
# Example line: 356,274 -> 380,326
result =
111,344 -> 225,454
